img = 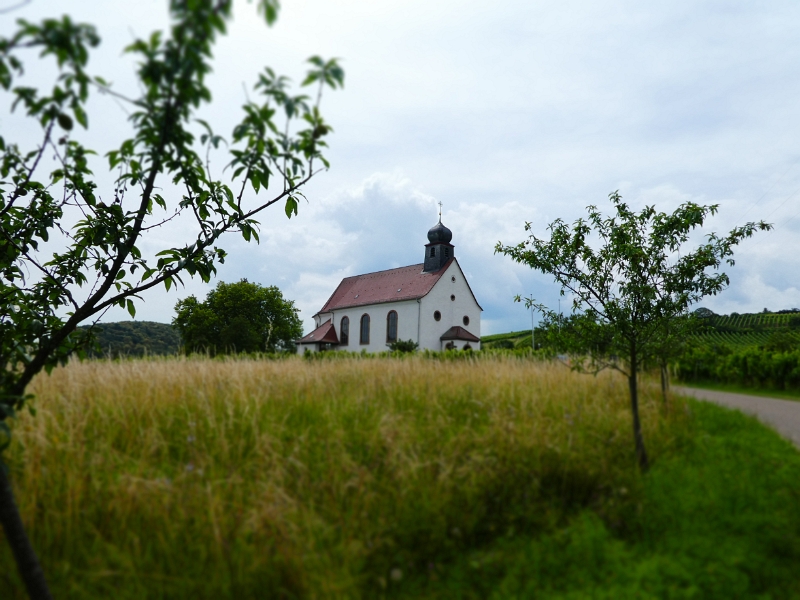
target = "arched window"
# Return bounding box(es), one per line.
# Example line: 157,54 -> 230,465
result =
360,314 -> 370,344
340,316 -> 349,346
430,247 -> 436,257
386,310 -> 398,343
433,310 -> 441,321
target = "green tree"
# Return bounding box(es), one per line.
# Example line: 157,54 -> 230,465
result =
0,1 -> 343,596
173,279 -> 302,354
496,192 -> 771,472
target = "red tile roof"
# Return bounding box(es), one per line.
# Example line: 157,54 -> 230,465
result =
440,326 -> 480,342
296,319 -> 339,344
317,259 -> 455,314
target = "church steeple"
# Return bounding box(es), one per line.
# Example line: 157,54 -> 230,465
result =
423,204 -> 453,272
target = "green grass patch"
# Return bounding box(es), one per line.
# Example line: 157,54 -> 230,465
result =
2,358 -> 799,598
399,399 -> 800,599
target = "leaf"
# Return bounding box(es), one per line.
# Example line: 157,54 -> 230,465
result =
73,103 -> 88,128
285,196 -> 298,219
257,0 -> 281,26
127,299 -> 136,318
57,113 -> 73,131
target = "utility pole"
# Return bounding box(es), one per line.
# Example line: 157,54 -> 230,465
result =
531,304 -> 535,351
558,298 -> 561,333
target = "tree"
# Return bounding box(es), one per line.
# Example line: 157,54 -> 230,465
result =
173,279 -> 302,354
0,2 -> 343,596
496,192 -> 771,472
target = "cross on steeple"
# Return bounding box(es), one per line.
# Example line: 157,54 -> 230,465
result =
437,201 -> 443,222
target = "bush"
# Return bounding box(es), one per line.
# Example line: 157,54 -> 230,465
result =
676,344 -> 800,391
389,339 -> 419,353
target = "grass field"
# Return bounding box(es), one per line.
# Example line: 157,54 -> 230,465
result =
2,356 -> 800,598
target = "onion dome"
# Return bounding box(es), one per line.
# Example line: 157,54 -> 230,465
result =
427,220 -> 452,244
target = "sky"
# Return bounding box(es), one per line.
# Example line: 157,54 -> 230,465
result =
3,0 -> 800,335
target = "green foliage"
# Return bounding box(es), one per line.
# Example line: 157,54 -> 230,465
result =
388,338 -> 419,353
677,343 -> 800,391
81,321 -> 180,357
496,192 -> 771,377
496,191 -> 771,470
0,0 -> 342,411
173,279 -> 301,354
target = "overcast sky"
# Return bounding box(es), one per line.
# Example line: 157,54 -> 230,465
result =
3,0 -> 800,334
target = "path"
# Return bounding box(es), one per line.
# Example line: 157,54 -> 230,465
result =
676,387 -> 800,449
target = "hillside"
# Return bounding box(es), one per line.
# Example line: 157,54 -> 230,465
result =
481,329 -> 537,350
693,309 -> 800,349
81,321 -> 180,357
482,309 -> 800,351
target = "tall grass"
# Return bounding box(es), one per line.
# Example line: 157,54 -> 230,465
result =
2,355 -> 798,598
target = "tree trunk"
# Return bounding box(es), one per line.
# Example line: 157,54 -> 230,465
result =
0,463 -> 53,599
660,361 -> 669,405
627,347 -> 650,473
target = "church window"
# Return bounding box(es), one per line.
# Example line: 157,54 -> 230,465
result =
340,316 -> 349,345
444,247 -> 450,258
451,294 -> 455,301
387,310 -> 398,343
451,276 -> 455,282
463,315 -> 469,326
360,314 -> 370,344
433,311 -> 441,321
430,247 -> 436,258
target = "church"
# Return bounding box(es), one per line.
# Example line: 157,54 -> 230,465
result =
296,216 -> 482,353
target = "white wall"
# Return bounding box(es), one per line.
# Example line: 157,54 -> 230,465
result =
318,298 -> 421,353
419,259 -> 481,351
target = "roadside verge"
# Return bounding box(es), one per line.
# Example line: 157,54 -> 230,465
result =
676,386 -> 800,448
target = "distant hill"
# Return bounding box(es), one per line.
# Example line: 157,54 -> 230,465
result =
481,330 -> 537,350
482,309 -> 800,352
691,308 -> 800,349
81,321 -> 180,357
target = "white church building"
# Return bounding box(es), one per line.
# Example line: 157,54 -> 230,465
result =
296,218 -> 482,353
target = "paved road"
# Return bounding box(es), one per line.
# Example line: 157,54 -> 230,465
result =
676,387 -> 800,449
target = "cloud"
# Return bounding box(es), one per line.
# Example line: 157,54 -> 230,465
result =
11,0 -> 800,332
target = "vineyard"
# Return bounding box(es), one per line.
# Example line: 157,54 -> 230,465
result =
690,329 -> 800,349
480,311 -> 800,392
481,310 -> 800,356
704,311 -> 800,331
690,310 -> 800,350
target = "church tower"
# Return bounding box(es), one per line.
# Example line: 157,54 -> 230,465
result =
423,215 -> 453,273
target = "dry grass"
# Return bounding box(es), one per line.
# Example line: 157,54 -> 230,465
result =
1,355 -> 682,598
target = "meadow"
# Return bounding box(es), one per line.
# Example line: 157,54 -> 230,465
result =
1,355 -> 800,598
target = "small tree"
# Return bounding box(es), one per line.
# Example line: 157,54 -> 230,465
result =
0,1 -> 343,597
496,192 -> 771,472
173,279 -> 302,354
